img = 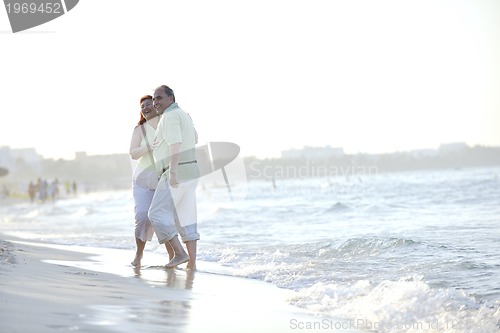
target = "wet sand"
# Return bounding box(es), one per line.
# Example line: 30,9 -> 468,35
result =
0,234 -> 359,333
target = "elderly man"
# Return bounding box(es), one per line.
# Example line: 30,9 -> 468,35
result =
148,85 -> 200,269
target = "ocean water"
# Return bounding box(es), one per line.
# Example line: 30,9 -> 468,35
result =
1,166 -> 499,333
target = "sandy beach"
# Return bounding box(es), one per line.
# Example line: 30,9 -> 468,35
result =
0,234 -> 358,333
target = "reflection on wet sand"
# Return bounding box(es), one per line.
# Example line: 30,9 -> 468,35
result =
91,267 -> 197,332
133,265 -> 195,290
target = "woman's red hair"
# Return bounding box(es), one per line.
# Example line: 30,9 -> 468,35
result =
138,95 -> 153,125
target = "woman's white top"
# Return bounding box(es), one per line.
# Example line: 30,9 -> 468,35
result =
132,123 -> 158,190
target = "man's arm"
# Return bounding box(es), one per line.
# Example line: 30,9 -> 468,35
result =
168,142 -> 182,187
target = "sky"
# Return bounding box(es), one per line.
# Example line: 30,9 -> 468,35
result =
1,0 -> 499,160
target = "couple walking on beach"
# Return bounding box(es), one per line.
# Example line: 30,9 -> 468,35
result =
129,85 -> 200,270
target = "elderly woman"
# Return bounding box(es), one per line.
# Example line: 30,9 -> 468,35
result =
129,95 -> 165,267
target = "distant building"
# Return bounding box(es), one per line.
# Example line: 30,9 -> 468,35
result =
281,146 -> 344,160
438,142 -> 469,154
0,146 -> 43,173
0,146 -> 11,169
75,151 -> 87,160
410,149 -> 438,158
76,153 -> 130,170
70,152 -> 132,186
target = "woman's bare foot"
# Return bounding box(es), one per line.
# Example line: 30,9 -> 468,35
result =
186,262 -> 196,271
165,254 -> 189,269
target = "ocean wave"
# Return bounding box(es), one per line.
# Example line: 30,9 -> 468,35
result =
198,237 -> 422,289
200,241 -> 500,333
289,275 -> 500,333
323,202 -> 351,213
332,237 -> 419,258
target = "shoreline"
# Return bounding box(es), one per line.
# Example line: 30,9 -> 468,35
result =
0,234 -> 360,333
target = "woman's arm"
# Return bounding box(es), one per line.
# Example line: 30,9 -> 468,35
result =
129,126 -> 149,160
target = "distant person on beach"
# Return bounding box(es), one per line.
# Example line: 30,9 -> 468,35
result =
48,179 -> 59,202
148,85 -> 200,270
37,178 -> 48,204
129,95 -> 161,267
65,180 -> 71,195
28,181 -> 37,203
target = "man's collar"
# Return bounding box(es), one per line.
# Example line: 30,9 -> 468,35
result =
164,102 -> 179,113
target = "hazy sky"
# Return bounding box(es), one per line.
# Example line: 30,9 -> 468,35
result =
1,0 -> 499,160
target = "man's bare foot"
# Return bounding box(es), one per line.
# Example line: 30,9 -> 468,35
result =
131,254 -> 143,267
165,254 -> 189,269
